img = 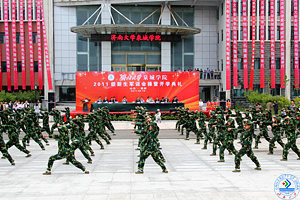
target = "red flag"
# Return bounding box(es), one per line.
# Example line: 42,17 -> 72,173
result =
270,0 -> 276,89
294,0 -> 299,88
260,0 -> 265,88
242,0 -> 248,89
41,1 -> 53,90
225,0 -> 231,90
4,0 -> 11,91
249,0 -> 256,90
37,0 -> 43,90
28,0 -> 35,90
280,0 -> 285,88
232,0 -> 238,88
20,0 -> 26,90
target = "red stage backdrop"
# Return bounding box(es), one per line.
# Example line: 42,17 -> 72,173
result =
76,71 -> 199,111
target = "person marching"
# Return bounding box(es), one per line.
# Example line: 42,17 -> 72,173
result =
233,120 -> 261,172
43,124 -> 89,175
268,116 -> 285,155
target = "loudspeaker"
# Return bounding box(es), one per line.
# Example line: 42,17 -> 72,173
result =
48,92 -> 55,103
219,91 -> 226,101
48,102 -> 56,111
220,101 -> 226,110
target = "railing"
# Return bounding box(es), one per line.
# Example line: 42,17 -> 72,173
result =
62,73 -> 75,80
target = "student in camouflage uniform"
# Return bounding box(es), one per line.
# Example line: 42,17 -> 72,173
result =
5,118 -> 32,158
43,124 -> 89,175
203,111 -> 216,150
268,116 -> 285,155
218,118 -> 237,162
0,127 -> 15,165
49,109 -> 63,136
85,113 -> 105,149
233,110 -> 244,139
61,107 -> 71,124
281,116 -> 300,161
134,112 -> 168,174
254,110 -> 271,149
233,120 -> 261,172
40,111 -> 51,137
195,111 -> 207,144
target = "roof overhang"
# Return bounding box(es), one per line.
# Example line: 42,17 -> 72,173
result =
70,24 -> 201,37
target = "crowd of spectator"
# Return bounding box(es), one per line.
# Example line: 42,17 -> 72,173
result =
95,96 -> 180,104
0,100 -> 41,115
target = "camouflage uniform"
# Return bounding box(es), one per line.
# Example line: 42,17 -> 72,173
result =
281,117 -> 300,160
268,116 -> 285,154
0,129 -> 15,165
233,120 -> 261,172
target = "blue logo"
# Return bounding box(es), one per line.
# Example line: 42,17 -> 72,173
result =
274,174 -> 300,200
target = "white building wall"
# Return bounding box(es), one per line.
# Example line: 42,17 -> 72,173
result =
161,4 -> 171,71
54,6 -> 77,81
194,6 -> 218,70
101,3 -> 112,71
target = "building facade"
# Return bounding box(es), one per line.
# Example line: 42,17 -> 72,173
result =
0,0 -> 299,108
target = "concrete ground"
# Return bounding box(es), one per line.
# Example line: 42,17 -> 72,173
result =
1,129 -> 300,200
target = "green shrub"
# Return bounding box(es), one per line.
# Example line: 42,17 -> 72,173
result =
0,90 -> 41,103
245,91 -> 290,109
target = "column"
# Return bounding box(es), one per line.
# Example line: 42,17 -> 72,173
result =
43,0 -> 54,109
285,0 -> 291,99
101,3 -> 111,71
161,3 -> 171,71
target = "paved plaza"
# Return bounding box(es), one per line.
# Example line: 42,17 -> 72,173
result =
1,129 -> 300,200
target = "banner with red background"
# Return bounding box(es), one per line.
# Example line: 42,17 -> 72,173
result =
249,0 -> 256,90
280,0 -> 285,88
76,72 -> 199,111
232,0 -> 238,88
242,0 -> 248,89
225,0 -> 231,90
260,0 -> 265,88
294,0 -> 299,88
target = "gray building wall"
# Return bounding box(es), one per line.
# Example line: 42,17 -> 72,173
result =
194,6 -> 218,70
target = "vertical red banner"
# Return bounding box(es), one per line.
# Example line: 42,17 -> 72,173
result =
28,0 -> 35,90
232,0 -> 238,88
270,0 -> 276,89
0,35 -> 2,90
280,0 -> 285,88
41,1 -> 53,90
249,0 -> 256,90
294,0 -> 299,88
242,0 -> 248,88
20,0 -> 26,90
260,0 -> 265,88
37,0 -> 43,90
4,0 -> 11,91
12,0 -> 18,90
225,0 -> 231,90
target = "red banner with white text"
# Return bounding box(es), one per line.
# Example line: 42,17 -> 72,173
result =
249,0 -> 256,90
233,0 -> 238,88
41,1 -> 53,91
12,0 -> 18,90
4,0 -> 11,91
260,0 -> 265,88
280,0 -> 285,88
242,0 -> 248,88
270,0 -> 276,89
225,0 -> 231,90
37,0 -> 43,90
76,72 -> 199,111
294,0 -> 299,88
28,0 -> 35,90
20,0 -> 26,90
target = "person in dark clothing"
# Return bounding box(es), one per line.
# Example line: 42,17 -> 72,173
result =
273,100 -> 279,115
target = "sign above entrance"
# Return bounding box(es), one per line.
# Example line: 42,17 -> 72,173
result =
91,34 -> 181,42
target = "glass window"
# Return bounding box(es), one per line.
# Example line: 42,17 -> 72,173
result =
291,26 -> 294,40
254,58 -> 260,69
1,61 -> 6,72
0,33 -> 5,44
253,84 -> 263,93
184,55 -> 194,67
233,89 -> 245,97
33,32 -> 37,43
238,58 -> 243,70
16,32 -> 20,44
221,30 -> 224,41
277,26 -> 280,40
277,0 -> 280,16
17,61 -> 22,72
240,26 -> 243,40
147,53 -> 160,65
34,61 -> 38,72
112,53 -> 126,64
77,54 -> 88,71
184,36 -> 194,53
77,35 -> 88,52
59,87 -> 76,102
221,3 -> 224,16
127,53 -> 145,64
271,84 -> 281,96
77,6 -> 100,26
